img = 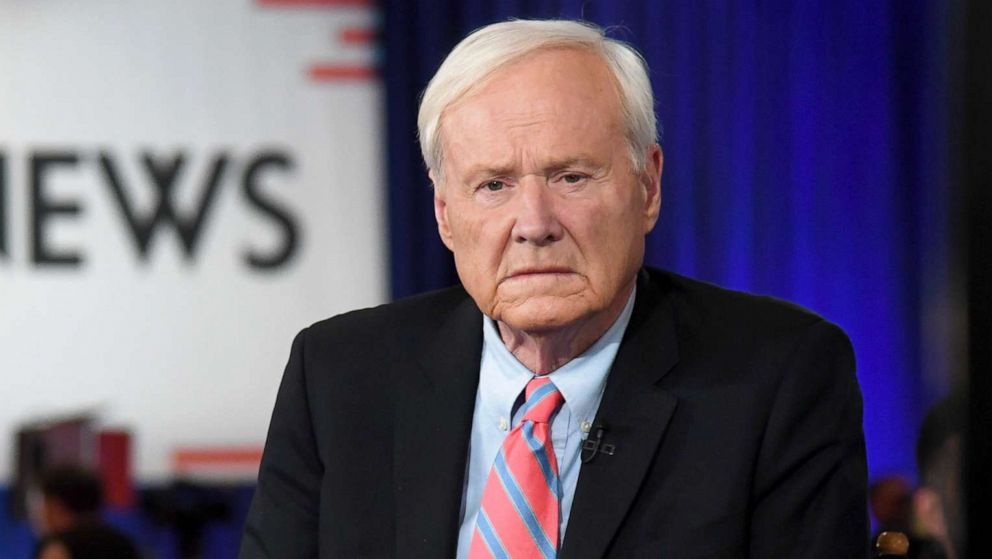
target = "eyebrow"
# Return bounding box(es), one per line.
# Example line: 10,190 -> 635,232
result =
462,165 -> 515,180
461,157 -> 604,180
544,157 -> 603,173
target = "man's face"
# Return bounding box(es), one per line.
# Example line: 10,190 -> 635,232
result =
433,47 -> 662,334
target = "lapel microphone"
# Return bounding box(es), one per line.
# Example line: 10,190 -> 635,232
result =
580,422 -> 615,463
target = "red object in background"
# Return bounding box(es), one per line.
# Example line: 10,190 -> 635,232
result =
98,430 -> 134,509
308,64 -> 376,81
173,446 -> 263,482
173,446 -> 263,469
339,27 -> 376,45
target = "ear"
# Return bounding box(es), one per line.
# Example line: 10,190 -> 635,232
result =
640,144 -> 663,234
430,169 -> 455,251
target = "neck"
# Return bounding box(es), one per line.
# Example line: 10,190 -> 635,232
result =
496,282 -> 633,374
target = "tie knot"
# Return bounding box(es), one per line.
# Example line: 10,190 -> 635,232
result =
520,376 -> 564,424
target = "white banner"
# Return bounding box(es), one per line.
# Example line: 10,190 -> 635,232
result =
0,0 -> 386,480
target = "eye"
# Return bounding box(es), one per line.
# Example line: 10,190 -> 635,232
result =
562,174 -> 584,184
482,180 -> 506,192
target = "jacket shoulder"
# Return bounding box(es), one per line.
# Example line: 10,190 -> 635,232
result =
643,267 -> 850,359
300,284 -> 474,351
648,267 -> 830,328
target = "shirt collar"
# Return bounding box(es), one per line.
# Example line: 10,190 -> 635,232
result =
479,287 -> 637,428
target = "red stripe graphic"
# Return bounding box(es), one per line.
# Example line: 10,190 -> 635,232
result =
309,64 -> 376,81
340,27 -> 376,45
173,446 -> 263,468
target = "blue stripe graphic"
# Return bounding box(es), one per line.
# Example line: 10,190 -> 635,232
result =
476,509 -> 510,559
494,453 -> 556,558
521,422 -> 559,496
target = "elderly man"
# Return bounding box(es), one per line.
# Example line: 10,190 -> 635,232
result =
241,19 -> 868,559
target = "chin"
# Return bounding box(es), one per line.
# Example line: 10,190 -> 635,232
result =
494,297 -> 592,334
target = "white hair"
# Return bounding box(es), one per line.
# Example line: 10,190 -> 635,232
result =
418,19 -> 658,179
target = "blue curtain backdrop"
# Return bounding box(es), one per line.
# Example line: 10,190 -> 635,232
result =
382,1 -> 950,482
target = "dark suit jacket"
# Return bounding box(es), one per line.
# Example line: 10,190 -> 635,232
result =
240,268 -> 868,558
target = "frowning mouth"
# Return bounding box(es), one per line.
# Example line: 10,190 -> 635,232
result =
505,267 -> 575,280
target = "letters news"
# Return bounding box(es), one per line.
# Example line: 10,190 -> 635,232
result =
0,149 -> 300,271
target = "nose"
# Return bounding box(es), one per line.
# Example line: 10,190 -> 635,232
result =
511,178 -> 564,246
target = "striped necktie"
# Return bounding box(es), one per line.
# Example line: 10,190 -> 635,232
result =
469,376 -> 565,559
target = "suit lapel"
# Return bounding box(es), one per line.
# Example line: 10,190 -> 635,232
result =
393,294 -> 482,559
560,270 -> 681,559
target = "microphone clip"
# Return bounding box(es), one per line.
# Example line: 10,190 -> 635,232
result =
580,424 -> 615,463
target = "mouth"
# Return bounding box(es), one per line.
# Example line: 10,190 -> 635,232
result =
506,267 -> 575,280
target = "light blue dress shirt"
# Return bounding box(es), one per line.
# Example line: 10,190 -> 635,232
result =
455,290 -> 636,558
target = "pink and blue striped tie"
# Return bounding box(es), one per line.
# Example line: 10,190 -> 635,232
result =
469,376 -> 565,559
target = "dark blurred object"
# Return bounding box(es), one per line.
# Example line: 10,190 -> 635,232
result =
34,521 -> 141,559
869,476 -> 926,558
10,415 -> 134,520
876,531 -> 910,557
870,476 -> 914,537
32,466 -> 142,559
12,415 -> 94,520
141,481 -> 237,559
911,393 -> 965,559
960,0 -> 992,557
37,465 -> 103,534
